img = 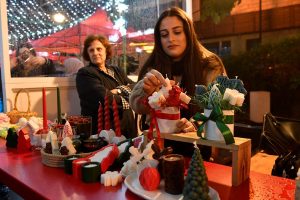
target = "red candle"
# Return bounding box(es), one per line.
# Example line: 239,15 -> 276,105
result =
104,95 -> 111,130
97,101 -> 103,135
42,88 -> 48,131
112,97 -> 121,136
57,87 -> 62,124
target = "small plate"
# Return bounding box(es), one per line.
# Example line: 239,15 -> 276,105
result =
124,173 -> 220,200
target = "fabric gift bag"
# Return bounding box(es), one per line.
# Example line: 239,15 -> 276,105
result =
155,107 -> 180,133
204,109 -> 234,142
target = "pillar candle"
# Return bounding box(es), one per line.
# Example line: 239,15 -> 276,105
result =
104,95 -> 111,130
57,87 -> 62,124
98,102 -> 103,135
163,154 -> 184,195
112,97 -> 121,136
42,88 -> 48,131
64,155 -> 80,174
82,162 -> 101,183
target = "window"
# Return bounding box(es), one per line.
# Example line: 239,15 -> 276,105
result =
203,42 -> 220,54
220,41 -> 231,57
203,40 -> 231,57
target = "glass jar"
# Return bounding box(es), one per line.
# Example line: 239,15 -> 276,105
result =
67,115 -> 92,140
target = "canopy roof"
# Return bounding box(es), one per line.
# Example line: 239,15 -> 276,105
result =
31,9 -> 119,54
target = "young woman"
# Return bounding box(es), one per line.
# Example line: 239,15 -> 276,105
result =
129,7 -> 226,158
76,35 -> 137,138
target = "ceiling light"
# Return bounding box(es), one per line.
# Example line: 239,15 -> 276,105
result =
53,13 -> 66,23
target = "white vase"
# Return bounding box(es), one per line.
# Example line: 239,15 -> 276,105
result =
204,109 -> 234,143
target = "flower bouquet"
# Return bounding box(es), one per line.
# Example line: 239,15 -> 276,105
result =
193,75 -> 247,144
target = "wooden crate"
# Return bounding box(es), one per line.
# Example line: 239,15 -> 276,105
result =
144,131 -> 251,186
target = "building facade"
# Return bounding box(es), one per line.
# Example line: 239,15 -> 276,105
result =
193,0 -> 300,55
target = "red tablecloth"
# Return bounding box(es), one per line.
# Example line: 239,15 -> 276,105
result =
0,139 -> 296,200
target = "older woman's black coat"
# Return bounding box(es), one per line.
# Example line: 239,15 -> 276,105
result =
76,63 -> 137,138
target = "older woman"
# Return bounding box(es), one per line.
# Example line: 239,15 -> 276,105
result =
76,34 -> 137,138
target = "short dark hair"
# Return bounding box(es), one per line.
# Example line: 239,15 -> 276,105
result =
82,35 -> 112,62
16,42 -> 36,57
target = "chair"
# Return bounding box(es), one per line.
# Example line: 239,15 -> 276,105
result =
258,113 -> 300,178
259,112 -> 300,155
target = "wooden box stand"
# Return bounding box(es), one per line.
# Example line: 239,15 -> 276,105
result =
144,131 -> 251,186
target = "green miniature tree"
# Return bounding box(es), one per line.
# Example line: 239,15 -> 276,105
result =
183,142 -> 210,200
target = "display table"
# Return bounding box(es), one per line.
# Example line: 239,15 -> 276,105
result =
0,139 -> 296,200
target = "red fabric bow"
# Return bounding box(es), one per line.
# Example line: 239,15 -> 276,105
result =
166,85 -> 189,109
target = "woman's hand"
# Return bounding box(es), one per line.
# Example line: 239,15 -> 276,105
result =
175,118 -> 196,133
28,56 -> 46,67
143,69 -> 167,95
110,89 -> 118,94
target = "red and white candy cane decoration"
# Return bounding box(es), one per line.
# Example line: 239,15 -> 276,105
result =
112,97 -> 121,137
104,95 -> 111,130
98,101 -> 103,135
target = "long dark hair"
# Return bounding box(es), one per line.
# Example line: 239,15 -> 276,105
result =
138,7 -> 223,95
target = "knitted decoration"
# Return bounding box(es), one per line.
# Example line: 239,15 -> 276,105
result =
208,84 -> 222,109
212,75 -> 247,95
139,167 -> 161,191
193,75 -> 247,110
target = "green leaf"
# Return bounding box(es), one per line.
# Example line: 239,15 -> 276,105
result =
201,0 -> 241,24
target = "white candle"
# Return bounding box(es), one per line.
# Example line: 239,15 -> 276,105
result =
229,93 -> 238,105
50,132 -> 59,150
179,92 -> 191,104
84,164 -> 98,168
236,93 -> 245,106
223,88 -> 232,101
68,157 -> 78,161
165,77 -> 172,90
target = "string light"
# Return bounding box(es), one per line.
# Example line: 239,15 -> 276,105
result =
7,0 -> 128,49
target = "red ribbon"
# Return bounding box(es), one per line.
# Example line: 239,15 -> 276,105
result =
166,85 -> 181,107
154,111 -> 180,120
166,85 -> 189,109
148,109 -> 180,140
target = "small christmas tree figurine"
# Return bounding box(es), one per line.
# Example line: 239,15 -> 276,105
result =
183,142 -> 210,200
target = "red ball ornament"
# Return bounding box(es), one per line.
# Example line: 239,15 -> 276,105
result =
139,167 -> 161,191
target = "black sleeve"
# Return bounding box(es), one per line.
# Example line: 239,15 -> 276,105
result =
76,67 -> 124,110
43,58 -> 56,75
